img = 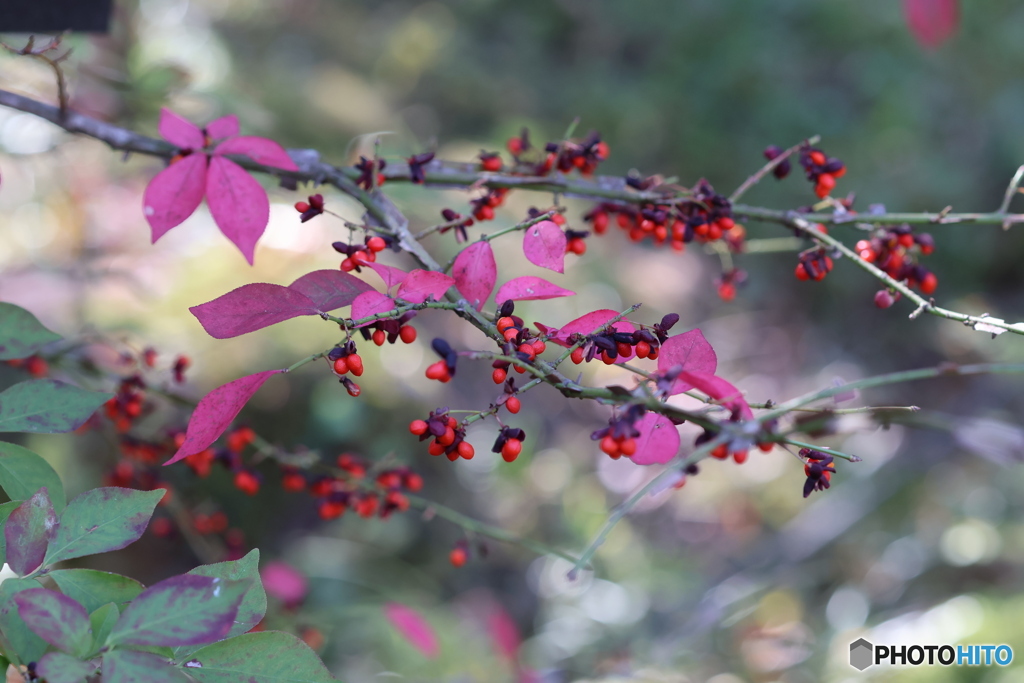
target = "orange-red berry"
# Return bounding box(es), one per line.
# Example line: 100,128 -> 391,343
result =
501,438 -> 522,462
399,325 -> 417,343
505,396 -> 521,414
409,419 -> 428,435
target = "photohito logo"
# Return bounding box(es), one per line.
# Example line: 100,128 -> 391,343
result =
850,638 -> 1013,671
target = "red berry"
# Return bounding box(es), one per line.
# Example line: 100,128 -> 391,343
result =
457,441 -> 475,459
757,442 -> 774,452
809,150 -> 826,166
341,258 -> 356,272
404,472 -> 424,491
437,427 -> 456,447
372,329 -> 387,346
503,328 -> 520,342
874,290 -> 896,309
635,341 -> 651,358
474,205 -> 495,221
481,155 -> 502,172
409,419 -> 428,435
814,173 -> 836,198
592,211 -> 609,234
899,233 -> 915,248
718,283 -> 736,301
450,546 -> 468,567
595,141 -> 609,159
711,444 -> 729,460
294,201 -> 310,213
367,236 -> 387,252
399,325 -> 417,343
619,438 -> 637,457
347,353 -> 364,377
25,356 -> 48,377
647,348 -> 659,360
234,470 -> 260,496
333,357 -> 349,375
492,368 -> 507,384
496,316 -> 515,332
571,347 -> 585,364
425,360 -> 450,382
427,441 -> 446,456
732,449 -> 749,464
318,500 -> 346,520
795,263 -> 810,281
501,438 -> 522,462
531,340 -> 546,355
345,381 -> 361,397
506,137 -> 523,156
505,396 -> 521,414
282,472 -> 306,492
600,436 -> 620,457
919,272 -> 938,295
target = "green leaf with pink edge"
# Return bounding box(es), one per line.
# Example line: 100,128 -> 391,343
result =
5,487 -> 57,576
108,574 -> 249,648
49,569 -> 144,613
181,631 -> 336,683
14,587 -> 93,657
38,651 -> 98,683
0,380 -> 113,434
44,488 -> 164,566
103,649 -> 190,683
0,302 -> 62,360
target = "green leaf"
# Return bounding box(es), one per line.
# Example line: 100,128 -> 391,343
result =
37,651 -> 98,683
13,587 -> 93,657
44,488 -> 164,566
0,499 -> 20,566
89,603 -> 120,655
181,631 -> 336,683
102,649 -> 190,683
0,302 -> 61,361
49,569 -> 144,614
0,578 -> 47,665
5,487 -> 57,576
0,380 -> 113,434
0,441 -> 66,512
109,574 -> 250,648
186,549 -> 266,639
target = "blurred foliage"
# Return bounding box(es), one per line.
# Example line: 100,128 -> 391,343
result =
2,0 -> 1024,681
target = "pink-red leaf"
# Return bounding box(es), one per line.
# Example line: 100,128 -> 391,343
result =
158,108 -> 204,149
214,136 -> 299,171
486,605 -> 521,662
362,262 -> 408,293
143,153 -> 208,243
630,413 -> 681,466
350,291 -> 396,325
677,371 -> 753,420
206,156 -> 270,264
452,242 -> 497,310
384,603 -> 439,659
164,370 -> 284,465
904,0 -> 958,49
205,114 -> 239,140
189,284 -> 318,339
288,270 -> 375,312
496,277 -> 575,303
396,270 -> 454,304
522,220 -> 567,273
658,329 -> 718,395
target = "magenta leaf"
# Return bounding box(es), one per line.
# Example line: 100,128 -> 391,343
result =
165,370 -> 284,465
384,603 -> 439,659
190,284 -> 319,339
522,220 -> 567,273
288,270 -> 375,312
631,413 -> 681,465
658,329 -> 718,395
158,108 -> 205,149
5,487 -> 57,576
452,241 -> 497,310
496,276 -> 575,303
214,136 -> 299,171
396,270 -> 455,304
362,262 -> 408,293
677,371 -> 753,420
904,0 -> 958,49
350,291 -> 397,325
541,309 -> 630,347
14,588 -> 92,657
143,153 -> 208,243
206,156 -> 270,264
108,574 -> 249,647
261,561 -> 308,605
205,114 -> 239,140
485,605 -> 521,662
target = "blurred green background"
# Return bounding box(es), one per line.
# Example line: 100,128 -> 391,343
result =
2,0 -> 1024,681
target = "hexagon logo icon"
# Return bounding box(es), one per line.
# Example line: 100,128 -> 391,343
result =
850,638 -> 874,671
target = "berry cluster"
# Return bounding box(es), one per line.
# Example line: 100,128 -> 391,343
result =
438,208 -> 475,241
800,448 -> 836,497
504,129 -> 610,177
103,375 -> 150,433
4,354 -> 48,377
332,234 -> 390,272
854,225 -> 938,305
794,247 -> 835,282
715,268 -> 748,302
409,409 -> 475,461
356,312 -> 418,347
591,405 -> 646,459
470,188 -> 509,222
564,313 -> 680,366
295,454 -> 423,521
798,144 -> 846,199
328,342 -> 364,397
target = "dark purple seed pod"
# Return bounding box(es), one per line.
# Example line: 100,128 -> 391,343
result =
332,241 -> 350,254
660,313 -> 680,331
431,338 -> 452,357
764,145 -> 783,161
327,347 -> 345,361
